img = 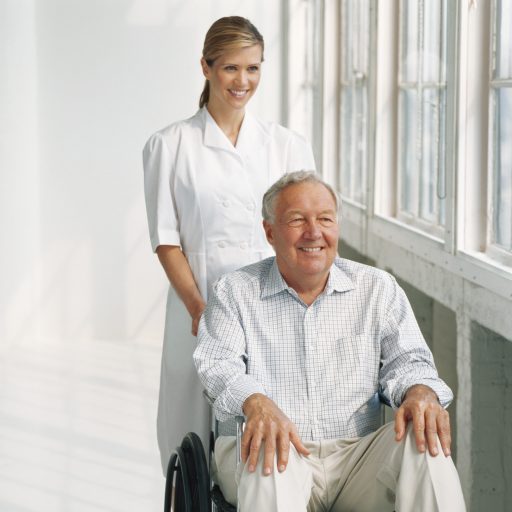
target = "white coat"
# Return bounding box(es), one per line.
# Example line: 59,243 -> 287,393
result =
143,107 -> 315,472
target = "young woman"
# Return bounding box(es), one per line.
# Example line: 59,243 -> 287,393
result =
142,16 -> 315,473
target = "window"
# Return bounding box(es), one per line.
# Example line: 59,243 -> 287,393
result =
285,0 -> 324,167
398,0 -> 448,233
489,0 -> 512,256
339,0 -> 371,207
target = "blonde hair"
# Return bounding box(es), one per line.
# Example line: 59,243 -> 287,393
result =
199,16 -> 264,108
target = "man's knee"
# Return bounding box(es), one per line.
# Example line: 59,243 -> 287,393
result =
237,442 -> 312,512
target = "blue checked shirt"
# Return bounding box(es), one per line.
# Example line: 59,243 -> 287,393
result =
194,257 -> 453,441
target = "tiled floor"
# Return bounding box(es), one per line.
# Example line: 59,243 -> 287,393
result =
0,337 -> 164,511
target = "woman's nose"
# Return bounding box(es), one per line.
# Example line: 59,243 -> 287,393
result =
235,70 -> 248,85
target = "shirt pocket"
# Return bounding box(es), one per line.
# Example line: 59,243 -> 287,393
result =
332,333 -> 379,390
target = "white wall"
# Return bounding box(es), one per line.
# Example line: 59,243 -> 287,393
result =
0,0 -> 40,350
0,0 -> 284,347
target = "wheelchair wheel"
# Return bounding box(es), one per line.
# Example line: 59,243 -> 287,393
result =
181,432 -> 210,512
164,447 -> 192,512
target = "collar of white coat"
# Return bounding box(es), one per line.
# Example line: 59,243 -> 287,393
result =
200,106 -> 271,157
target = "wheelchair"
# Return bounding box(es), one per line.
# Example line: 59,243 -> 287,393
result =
164,416 -> 244,512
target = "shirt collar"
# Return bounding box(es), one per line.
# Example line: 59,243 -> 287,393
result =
261,257 -> 355,300
201,107 -> 269,155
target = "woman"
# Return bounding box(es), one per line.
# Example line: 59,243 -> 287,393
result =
143,16 -> 315,473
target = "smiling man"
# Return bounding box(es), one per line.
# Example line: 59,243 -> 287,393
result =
194,171 -> 466,511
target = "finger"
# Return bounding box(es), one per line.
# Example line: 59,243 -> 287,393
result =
247,431 -> 264,472
394,407 -> 406,441
424,408 -> 439,457
437,411 -> 451,457
276,433 -> 290,472
263,428 -> 277,476
412,412 -> 426,453
240,429 -> 252,464
290,431 -> 310,457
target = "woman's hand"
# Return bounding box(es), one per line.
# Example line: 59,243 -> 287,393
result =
156,245 -> 205,336
191,304 -> 206,336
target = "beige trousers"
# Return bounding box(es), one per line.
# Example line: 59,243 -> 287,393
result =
212,422 -> 466,512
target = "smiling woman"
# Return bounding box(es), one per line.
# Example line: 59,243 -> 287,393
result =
142,16 -> 316,474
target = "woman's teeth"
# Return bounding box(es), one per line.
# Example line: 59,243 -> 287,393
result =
229,89 -> 247,97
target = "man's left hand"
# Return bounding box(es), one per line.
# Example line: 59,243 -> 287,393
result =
394,384 -> 451,457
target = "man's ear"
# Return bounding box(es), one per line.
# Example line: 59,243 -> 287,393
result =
263,220 -> 274,246
200,57 -> 210,79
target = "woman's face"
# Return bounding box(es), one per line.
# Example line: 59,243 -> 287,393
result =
201,44 -> 262,112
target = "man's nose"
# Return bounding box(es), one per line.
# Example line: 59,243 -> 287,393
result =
303,220 -> 322,239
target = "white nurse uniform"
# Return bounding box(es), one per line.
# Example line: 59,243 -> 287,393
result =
143,107 -> 315,472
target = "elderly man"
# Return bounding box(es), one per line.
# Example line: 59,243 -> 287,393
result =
194,171 -> 466,511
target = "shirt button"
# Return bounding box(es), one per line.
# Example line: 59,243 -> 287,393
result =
223,200 -> 230,208
240,242 -> 248,250
218,241 -> 226,248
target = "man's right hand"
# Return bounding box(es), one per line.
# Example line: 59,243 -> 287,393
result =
241,393 -> 310,476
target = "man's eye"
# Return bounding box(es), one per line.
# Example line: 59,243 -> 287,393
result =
319,217 -> 335,226
288,218 -> 305,227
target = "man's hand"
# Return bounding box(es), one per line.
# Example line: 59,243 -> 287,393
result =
241,393 -> 310,476
395,384 -> 451,457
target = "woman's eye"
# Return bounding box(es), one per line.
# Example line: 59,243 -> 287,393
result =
248,66 -> 260,72
224,65 -> 237,71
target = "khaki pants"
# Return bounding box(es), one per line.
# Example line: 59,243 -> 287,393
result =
212,422 -> 466,512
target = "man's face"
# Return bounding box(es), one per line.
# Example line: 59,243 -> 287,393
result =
263,181 -> 339,288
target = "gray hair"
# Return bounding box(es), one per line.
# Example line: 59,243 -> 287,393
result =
261,170 -> 339,223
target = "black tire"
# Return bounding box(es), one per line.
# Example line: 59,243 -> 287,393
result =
181,432 -> 210,512
164,448 -> 192,512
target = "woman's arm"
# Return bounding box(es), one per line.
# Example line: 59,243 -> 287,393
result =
156,245 -> 205,336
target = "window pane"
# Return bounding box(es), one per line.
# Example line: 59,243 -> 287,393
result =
401,0 -> 419,82
341,0 -> 352,80
354,0 -> 370,74
400,89 -> 419,215
496,0 -> 512,79
341,87 -> 353,197
421,88 -> 446,223
339,0 -> 370,206
423,0 -> 447,82
354,84 -> 367,204
493,87 -> 512,250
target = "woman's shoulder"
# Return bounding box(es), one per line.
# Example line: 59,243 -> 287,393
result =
251,114 -> 309,146
144,109 -> 204,151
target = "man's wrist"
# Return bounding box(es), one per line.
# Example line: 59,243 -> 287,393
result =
242,393 -> 268,415
404,384 -> 440,403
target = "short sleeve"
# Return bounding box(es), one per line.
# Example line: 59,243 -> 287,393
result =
285,131 -> 316,172
142,133 -> 181,252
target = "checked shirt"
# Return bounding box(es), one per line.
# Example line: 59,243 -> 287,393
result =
194,257 -> 452,441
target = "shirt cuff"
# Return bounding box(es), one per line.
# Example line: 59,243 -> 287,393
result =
393,378 -> 454,409
214,375 -> 267,422
151,229 -> 181,252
